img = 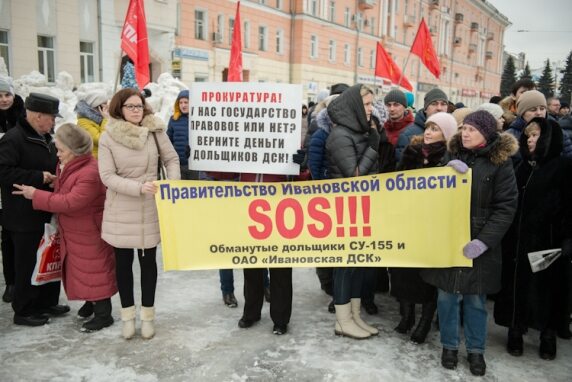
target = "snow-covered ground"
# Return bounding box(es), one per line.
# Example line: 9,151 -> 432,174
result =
0,248 -> 571,382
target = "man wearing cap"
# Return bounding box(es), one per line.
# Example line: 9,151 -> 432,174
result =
395,87 -> 449,161
0,92 -> 69,326
0,78 -> 25,304
383,89 -> 414,146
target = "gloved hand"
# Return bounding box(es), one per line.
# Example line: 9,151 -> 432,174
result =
562,238 -> 572,262
368,129 -> 380,150
463,239 -> 488,259
293,149 -> 306,165
185,145 -> 191,159
447,159 -> 469,174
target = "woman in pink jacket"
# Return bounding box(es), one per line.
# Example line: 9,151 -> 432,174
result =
13,123 -> 117,332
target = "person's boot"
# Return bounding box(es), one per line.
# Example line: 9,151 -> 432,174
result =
467,352 -> 486,376
223,293 -> 238,308
507,327 -> 524,356
539,329 -> 556,360
350,298 -> 378,335
334,303 -> 370,339
120,306 -> 136,340
362,299 -> 378,315
77,301 -> 94,318
410,301 -> 436,344
81,299 -> 113,332
141,306 -> 155,339
2,285 -> 14,303
441,348 -> 458,370
328,299 -> 335,313
394,301 -> 415,334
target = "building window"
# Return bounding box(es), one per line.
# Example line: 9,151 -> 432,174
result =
344,7 -> 350,27
369,49 -> 375,69
276,0 -> 282,9
276,29 -> 284,54
344,43 -> 350,65
0,30 -> 9,75
370,17 -> 375,34
310,0 -> 318,16
329,40 -> 336,61
229,18 -> 234,45
79,41 -> 95,83
358,47 -> 363,67
258,26 -> 267,51
217,14 -> 224,43
244,21 -> 250,49
37,35 -> 55,83
195,10 -> 206,40
329,1 -> 335,22
310,35 -> 318,58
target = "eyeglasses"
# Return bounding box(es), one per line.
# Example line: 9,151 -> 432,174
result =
122,104 -> 144,111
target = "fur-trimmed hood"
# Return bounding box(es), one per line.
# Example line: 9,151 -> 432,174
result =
448,131 -> 518,166
105,115 -> 165,150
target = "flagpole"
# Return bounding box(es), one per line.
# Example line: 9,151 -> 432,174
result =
113,54 -> 124,94
397,51 -> 413,90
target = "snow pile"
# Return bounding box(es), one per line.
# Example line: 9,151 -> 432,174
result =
3,70 -> 189,129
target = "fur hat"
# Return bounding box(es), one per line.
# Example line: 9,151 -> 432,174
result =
55,123 -> 93,156
25,92 -> 62,117
424,88 -> 448,110
384,89 -> 407,108
476,103 -> 504,120
0,78 -> 14,95
516,90 -> 546,117
426,112 -> 458,141
452,107 -> 473,128
83,90 -> 109,108
330,83 -> 349,95
463,110 -> 498,142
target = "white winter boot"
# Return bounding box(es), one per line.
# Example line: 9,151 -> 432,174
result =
351,298 -> 379,335
334,303 -> 371,339
140,306 -> 155,339
120,306 -> 136,340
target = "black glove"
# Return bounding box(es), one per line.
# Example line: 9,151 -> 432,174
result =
293,149 -> 306,165
368,129 -> 380,150
185,145 -> 190,159
562,238 -> 572,262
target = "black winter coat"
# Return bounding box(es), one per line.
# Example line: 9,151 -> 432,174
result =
494,117 -> 572,331
0,116 -> 57,232
0,94 -> 25,133
421,132 -> 518,295
326,84 -> 378,179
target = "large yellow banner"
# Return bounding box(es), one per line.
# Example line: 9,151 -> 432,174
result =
156,168 -> 472,271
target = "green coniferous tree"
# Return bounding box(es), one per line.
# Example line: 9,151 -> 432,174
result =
500,56 -> 517,97
519,62 -> 532,81
559,50 -> 572,102
537,58 -> 554,98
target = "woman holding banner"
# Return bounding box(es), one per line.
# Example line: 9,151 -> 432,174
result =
494,117 -> 572,360
325,84 -> 381,339
98,88 -> 180,340
421,110 -> 518,376
391,112 -> 458,344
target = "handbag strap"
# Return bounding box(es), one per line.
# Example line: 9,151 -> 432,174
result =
151,132 -> 167,180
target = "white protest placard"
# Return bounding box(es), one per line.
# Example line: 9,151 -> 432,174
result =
189,82 -> 302,175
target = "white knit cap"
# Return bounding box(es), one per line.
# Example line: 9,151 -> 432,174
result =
83,90 -> 109,108
476,103 -> 504,120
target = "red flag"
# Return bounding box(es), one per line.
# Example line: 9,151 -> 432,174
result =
375,42 -> 413,91
410,18 -> 441,79
121,0 -> 150,89
227,1 -> 243,82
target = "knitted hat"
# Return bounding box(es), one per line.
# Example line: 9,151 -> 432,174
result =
516,90 -> 546,117
316,89 -> 329,103
463,110 -> 498,142
330,83 -> 350,95
424,88 -> 448,110
0,78 -> 14,95
83,90 -> 109,108
384,89 -> 407,108
476,103 -> 504,120
405,91 -> 415,107
55,123 -> 93,156
426,112 -> 458,141
452,107 -> 473,128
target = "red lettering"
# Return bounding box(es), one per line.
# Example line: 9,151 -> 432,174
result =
275,199 -> 304,239
248,199 -> 273,239
307,197 -> 332,238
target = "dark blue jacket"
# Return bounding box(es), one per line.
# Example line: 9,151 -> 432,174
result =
167,90 -> 189,166
308,108 -> 332,180
395,110 -> 427,161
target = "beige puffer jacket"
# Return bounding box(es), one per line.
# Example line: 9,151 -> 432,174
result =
98,115 -> 180,249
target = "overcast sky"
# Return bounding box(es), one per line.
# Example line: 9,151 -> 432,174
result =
487,0 -> 572,69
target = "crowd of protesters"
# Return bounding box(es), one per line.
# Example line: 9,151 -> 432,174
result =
0,75 -> 571,377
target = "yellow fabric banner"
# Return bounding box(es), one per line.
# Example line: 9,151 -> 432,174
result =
156,168 -> 472,270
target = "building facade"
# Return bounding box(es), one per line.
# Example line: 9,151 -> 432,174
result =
0,0 -> 510,108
